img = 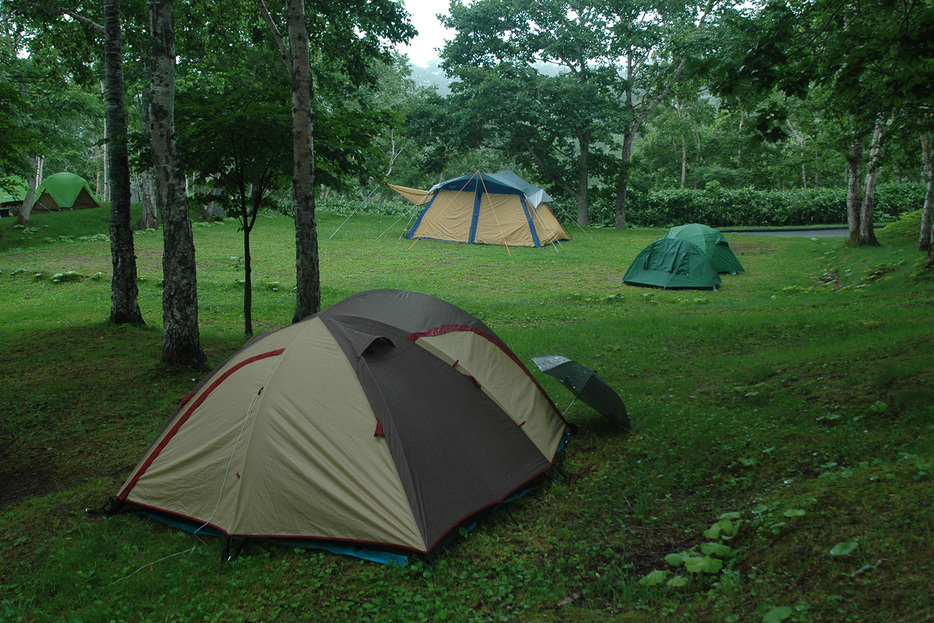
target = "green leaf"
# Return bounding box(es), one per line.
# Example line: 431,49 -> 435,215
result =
665,553 -> 684,567
762,606 -> 793,623
830,541 -> 859,557
683,556 -> 723,574
666,575 -> 689,587
783,509 -> 806,518
704,518 -> 737,539
701,542 -> 732,557
639,569 -> 669,586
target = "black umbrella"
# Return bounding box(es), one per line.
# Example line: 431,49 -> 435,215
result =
532,355 -> 629,430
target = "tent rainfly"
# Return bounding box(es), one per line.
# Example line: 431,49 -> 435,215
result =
664,223 -> 745,274
390,170 -> 570,248
113,289 -> 569,563
33,172 -> 99,212
622,237 -> 722,290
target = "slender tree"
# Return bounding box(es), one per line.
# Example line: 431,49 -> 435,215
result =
257,0 -> 413,321
257,0 -> 319,322
150,0 -> 206,369
104,0 -> 144,324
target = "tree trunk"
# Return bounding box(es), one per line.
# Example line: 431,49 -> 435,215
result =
680,132 -> 687,188
243,223 -> 253,336
576,129 -> 590,227
846,138 -> 862,246
919,130 -> 934,252
614,131 -> 635,229
286,0 -> 320,322
18,155 -> 38,226
137,79 -> 158,230
858,114 -> 887,247
105,0 -> 144,325
150,0 -> 207,369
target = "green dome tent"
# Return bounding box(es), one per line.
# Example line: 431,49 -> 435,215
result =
0,176 -> 27,217
664,223 -> 744,274
622,237 -> 721,290
33,172 -> 99,212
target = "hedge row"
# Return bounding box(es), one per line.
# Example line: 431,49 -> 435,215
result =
588,183 -> 926,228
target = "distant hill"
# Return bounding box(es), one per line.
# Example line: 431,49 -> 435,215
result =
409,60 -> 452,95
408,60 -> 564,97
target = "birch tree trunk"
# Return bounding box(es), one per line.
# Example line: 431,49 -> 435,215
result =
286,0 -> 320,322
105,0 -> 144,325
858,114 -> 887,247
258,0 -> 321,322
846,138 -> 862,246
919,130 -> 934,252
137,79 -> 159,230
150,0 -> 206,369
18,155 -> 38,226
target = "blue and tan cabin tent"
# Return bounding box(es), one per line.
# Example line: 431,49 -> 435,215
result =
113,289 -> 569,563
390,170 -> 570,247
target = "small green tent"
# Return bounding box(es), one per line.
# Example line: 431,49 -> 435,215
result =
33,172 -> 99,212
0,176 -> 27,216
664,223 -> 744,274
622,237 -> 721,290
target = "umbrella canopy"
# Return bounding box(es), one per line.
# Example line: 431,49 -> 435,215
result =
665,223 -> 744,273
532,355 -> 629,430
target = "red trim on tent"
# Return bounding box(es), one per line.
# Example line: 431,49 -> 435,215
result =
408,325 -> 564,419
117,348 -> 286,500
123,458 -> 558,559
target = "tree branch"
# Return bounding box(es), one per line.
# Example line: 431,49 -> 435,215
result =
255,0 -> 291,72
24,0 -> 103,31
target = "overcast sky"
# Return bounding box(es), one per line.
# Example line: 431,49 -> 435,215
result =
398,0 -> 456,67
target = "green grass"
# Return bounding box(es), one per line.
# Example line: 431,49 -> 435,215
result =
0,206 -> 932,622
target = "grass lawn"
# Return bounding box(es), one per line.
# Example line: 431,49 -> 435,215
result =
0,205 -> 932,622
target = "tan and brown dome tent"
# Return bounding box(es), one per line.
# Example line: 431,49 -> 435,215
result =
115,290 -> 568,563
391,170 -> 570,248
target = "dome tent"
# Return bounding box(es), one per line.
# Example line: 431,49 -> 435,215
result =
114,290 -> 568,563
390,170 -> 569,247
33,172 -> 99,212
622,237 -> 722,290
664,223 -> 744,274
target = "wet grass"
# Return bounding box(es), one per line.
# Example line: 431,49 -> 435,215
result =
0,206 -> 932,622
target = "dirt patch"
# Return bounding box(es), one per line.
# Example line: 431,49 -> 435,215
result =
0,444 -> 65,509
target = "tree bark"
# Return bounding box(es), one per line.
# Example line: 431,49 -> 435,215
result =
18,155 -> 38,226
858,114 -> 887,247
285,0 -> 320,322
137,79 -> 159,230
104,0 -> 144,326
150,0 -> 207,369
576,129 -> 590,227
614,131 -> 635,229
919,130 -> 934,252
257,0 -> 320,322
846,138 -> 862,246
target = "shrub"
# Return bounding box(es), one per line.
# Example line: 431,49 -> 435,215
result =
623,183 -> 923,228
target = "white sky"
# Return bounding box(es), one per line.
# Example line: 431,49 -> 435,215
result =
398,0 -> 456,67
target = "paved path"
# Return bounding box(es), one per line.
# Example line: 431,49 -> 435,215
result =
725,226 -> 884,238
